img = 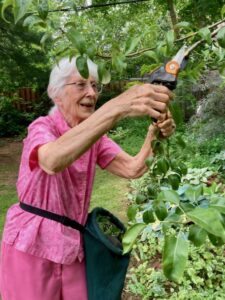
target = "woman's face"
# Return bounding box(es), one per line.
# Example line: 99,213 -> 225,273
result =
56,73 -> 99,127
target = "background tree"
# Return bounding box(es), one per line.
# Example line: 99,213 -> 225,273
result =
0,11 -> 50,91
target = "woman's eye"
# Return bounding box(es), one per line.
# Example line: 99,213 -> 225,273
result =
77,83 -> 86,88
91,83 -> 97,89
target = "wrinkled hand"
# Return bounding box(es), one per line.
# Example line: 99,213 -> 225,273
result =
156,110 -> 176,137
112,83 -> 173,121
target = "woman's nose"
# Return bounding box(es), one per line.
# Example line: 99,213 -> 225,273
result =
86,85 -> 97,97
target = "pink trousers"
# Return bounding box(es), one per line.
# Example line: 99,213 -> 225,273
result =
0,242 -> 88,300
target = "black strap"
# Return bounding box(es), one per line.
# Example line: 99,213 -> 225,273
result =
19,202 -> 85,233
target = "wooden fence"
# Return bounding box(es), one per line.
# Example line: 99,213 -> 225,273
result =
1,87 -> 39,112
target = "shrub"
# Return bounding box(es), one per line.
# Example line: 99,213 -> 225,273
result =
0,96 -> 33,137
0,92 -> 52,137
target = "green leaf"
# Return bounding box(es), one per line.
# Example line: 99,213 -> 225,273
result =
166,30 -> 174,52
187,207 -> 225,240
180,202 -> 195,213
122,223 -> 146,254
176,136 -> 186,148
188,225 -> 207,247
163,233 -> 189,282
185,185 -> 203,203
169,102 -> 183,126
67,28 -> 86,55
221,5 -> 225,18
151,140 -> 164,154
127,205 -> 138,221
85,45 -> 96,60
38,0 -> 49,20
23,15 -> 45,28
144,50 -> 159,62
158,190 -> 180,205
216,26 -> 225,49
76,56 -> 89,79
125,37 -> 141,55
198,27 -> 212,44
97,62 -> 111,84
40,32 -> 51,45
165,212 -> 181,223
1,0 -> 14,22
142,63 -> 162,76
175,22 -> 191,29
208,233 -> 225,247
14,0 -> 33,24
101,69 -> 111,85
210,196 -> 225,214
178,162 -> 188,176
112,54 -> 127,73
143,209 -> 155,224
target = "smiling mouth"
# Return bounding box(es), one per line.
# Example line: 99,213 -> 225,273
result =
80,103 -> 95,108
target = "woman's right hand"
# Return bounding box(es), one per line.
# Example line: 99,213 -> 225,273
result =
110,83 -> 173,121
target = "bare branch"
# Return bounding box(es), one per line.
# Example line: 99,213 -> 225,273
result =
47,0 -> 151,13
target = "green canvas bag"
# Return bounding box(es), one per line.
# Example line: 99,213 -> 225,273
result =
84,207 -> 130,300
19,203 -> 130,300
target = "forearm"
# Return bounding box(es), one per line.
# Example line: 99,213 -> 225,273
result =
38,101 -> 123,174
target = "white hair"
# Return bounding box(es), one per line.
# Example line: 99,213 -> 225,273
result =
47,57 -> 98,101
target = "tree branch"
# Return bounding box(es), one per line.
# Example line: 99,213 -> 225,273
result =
166,0 -> 180,39
47,0 -> 151,13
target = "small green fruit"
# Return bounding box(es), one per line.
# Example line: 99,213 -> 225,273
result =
154,202 -> 168,221
168,174 -> 181,190
143,210 -> 155,224
135,194 -> 146,204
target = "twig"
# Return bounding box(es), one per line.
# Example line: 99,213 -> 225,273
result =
47,0 -> 151,13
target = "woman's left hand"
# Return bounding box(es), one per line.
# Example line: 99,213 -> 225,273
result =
156,110 -> 176,137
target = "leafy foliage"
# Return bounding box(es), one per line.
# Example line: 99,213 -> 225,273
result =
122,130 -> 225,281
125,235 -> 225,299
0,96 -> 33,136
0,9 -> 50,91
0,92 -> 52,137
1,0 -> 225,82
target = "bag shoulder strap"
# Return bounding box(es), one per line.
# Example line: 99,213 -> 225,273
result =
19,202 -> 85,233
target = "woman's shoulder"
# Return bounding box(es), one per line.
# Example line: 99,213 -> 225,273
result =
28,115 -> 52,131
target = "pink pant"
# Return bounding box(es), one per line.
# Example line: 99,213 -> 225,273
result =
0,242 -> 88,300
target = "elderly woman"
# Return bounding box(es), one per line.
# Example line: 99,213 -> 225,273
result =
0,57 -> 175,300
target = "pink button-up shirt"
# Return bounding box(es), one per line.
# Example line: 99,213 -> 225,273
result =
2,108 -> 122,264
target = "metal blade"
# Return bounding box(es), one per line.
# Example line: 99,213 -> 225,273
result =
172,45 -> 189,65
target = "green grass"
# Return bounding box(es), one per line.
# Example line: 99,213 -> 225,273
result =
90,167 -> 129,222
0,188 -> 17,238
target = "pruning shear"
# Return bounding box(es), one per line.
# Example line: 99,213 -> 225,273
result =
144,45 -> 191,90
